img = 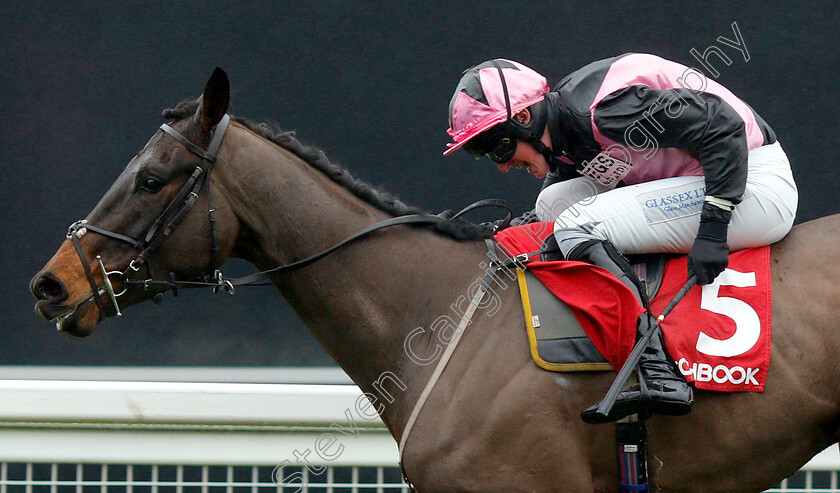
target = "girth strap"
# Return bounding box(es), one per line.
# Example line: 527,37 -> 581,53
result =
398,239 -> 509,486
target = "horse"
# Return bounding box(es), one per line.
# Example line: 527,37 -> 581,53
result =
29,68 -> 840,493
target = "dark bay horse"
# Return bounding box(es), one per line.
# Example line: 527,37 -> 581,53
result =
29,68 -> 840,492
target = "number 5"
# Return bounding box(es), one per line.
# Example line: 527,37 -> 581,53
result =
695,269 -> 760,357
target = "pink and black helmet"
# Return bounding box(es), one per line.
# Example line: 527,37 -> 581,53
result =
444,59 -> 550,160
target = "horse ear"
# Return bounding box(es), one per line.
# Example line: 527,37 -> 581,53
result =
195,67 -> 230,132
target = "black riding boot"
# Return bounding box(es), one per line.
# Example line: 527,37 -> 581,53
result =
567,240 -> 694,424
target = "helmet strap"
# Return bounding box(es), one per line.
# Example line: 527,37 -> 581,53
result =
530,139 -> 560,172
491,60 -> 558,171
491,60 -> 513,121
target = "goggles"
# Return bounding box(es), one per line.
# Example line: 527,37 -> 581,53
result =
462,124 -> 517,163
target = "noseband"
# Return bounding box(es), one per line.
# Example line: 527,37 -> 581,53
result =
66,114 -> 231,318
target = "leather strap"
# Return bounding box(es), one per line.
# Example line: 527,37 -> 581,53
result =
398,281 -> 487,459
398,240 -> 506,462
130,199 -> 511,291
68,225 -> 107,316
80,223 -> 137,246
64,111 -> 514,329
160,124 -> 217,162
62,115 -> 233,316
130,114 -> 231,272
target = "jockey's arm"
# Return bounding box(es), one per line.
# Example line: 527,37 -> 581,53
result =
592,86 -> 753,283
592,85 -> 749,205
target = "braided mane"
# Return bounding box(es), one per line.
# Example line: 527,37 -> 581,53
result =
163,100 -> 492,241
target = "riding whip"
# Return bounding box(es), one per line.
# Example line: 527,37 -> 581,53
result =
590,275 -> 698,422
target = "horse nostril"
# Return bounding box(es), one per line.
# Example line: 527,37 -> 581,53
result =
30,273 -> 69,303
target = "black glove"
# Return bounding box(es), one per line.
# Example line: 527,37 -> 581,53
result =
479,219 -> 505,233
688,202 -> 732,285
511,209 -> 539,226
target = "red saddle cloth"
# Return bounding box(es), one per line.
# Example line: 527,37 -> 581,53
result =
495,223 -> 772,392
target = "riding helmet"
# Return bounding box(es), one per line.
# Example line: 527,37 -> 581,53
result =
444,59 -> 549,159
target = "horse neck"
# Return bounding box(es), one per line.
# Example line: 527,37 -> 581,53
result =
215,123 -> 488,433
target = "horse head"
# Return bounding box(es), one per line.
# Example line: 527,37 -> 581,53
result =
30,68 -> 239,337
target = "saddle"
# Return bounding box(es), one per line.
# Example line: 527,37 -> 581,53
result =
518,247 -> 668,372
494,222 -> 772,392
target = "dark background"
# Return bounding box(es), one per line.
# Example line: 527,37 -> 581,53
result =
3,2 -> 838,367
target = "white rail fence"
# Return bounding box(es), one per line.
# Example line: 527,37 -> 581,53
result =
0,367 -> 836,492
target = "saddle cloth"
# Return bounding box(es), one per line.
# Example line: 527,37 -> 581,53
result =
495,223 -> 772,392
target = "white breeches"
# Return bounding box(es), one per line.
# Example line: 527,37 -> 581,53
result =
535,142 -> 798,256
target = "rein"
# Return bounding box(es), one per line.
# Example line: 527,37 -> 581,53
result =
65,115 -> 512,319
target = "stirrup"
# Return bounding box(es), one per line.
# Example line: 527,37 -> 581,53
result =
581,370 -> 649,424
634,366 -> 654,421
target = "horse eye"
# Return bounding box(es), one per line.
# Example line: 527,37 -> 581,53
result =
141,177 -> 164,193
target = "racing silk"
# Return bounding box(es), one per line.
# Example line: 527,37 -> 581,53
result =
542,53 -> 776,203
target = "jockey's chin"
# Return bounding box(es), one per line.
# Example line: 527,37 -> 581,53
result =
496,159 -> 549,178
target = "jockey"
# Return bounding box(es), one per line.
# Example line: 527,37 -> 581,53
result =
444,54 -> 798,423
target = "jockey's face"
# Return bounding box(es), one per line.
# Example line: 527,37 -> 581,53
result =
495,127 -> 552,179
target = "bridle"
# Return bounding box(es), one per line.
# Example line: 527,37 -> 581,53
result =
65,113 -> 512,321
66,114 -> 231,317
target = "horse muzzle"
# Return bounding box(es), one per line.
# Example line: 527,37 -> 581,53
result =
30,275 -> 100,337
29,240 -> 124,336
